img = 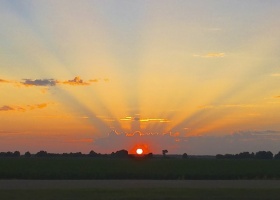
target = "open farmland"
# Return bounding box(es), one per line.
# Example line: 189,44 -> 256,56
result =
1,180 -> 280,200
1,157 -> 280,180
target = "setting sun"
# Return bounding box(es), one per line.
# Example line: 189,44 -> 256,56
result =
136,148 -> 143,155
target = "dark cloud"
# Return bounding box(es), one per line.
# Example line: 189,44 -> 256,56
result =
21,79 -> 56,86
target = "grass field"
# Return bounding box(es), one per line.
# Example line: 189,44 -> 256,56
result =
1,157 -> 280,180
1,188 -> 280,200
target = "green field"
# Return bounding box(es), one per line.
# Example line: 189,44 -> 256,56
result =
1,188 -> 280,200
1,158 -> 280,180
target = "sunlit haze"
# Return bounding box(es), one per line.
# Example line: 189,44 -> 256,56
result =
1,1 -> 280,155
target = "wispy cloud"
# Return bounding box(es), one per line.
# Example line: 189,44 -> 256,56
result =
0,103 -> 50,112
0,79 -> 11,83
274,96 -> 280,98
0,105 -> 16,111
193,52 -> 225,58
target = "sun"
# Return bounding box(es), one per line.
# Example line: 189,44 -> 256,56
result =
136,148 -> 143,155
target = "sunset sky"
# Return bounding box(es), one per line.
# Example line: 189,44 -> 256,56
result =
1,0 -> 280,155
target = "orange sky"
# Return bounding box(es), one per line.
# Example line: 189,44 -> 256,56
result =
1,1 -> 280,154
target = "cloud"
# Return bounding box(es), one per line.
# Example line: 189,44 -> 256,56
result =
1,76 -> 108,89
0,79 -> 11,83
193,53 -> 225,58
21,79 -> 56,86
120,116 -> 170,123
0,106 -> 15,111
0,103 -> 50,112
0,105 -> 25,112
89,79 -> 99,83
274,96 -> 280,98
59,76 -> 90,86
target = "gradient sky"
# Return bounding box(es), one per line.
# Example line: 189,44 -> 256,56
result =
1,0 -> 280,155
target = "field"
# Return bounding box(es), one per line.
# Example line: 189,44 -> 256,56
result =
1,180 -> 280,200
1,157 -> 280,180
1,188 -> 280,200
1,158 -> 280,199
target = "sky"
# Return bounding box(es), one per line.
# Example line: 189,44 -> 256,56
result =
1,0 -> 280,155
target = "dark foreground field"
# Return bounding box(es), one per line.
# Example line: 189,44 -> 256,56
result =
1,157 -> 280,180
1,180 -> 280,200
1,157 -> 280,199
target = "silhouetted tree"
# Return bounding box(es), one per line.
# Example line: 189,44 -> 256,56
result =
255,151 -> 273,159
182,153 -> 189,159
35,150 -> 48,157
24,151 -> 31,158
88,150 -> 98,157
236,152 -> 255,159
111,149 -> 129,158
274,151 -> 280,159
224,154 -> 235,159
162,150 -> 168,157
216,154 -> 224,159
13,151 -> 20,157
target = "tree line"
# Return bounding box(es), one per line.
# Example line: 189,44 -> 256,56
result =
1,150 -> 280,159
216,151 -> 280,159
0,150 -> 153,158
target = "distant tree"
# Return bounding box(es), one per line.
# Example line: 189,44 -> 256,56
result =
162,150 -> 168,157
13,151 -> 20,157
216,154 -> 224,159
69,152 -> 83,157
255,151 -> 273,159
145,153 -> 153,158
88,150 -> 98,157
35,150 -> 48,157
274,152 -> 280,159
236,152 -> 255,159
182,153 -> 189,159
24,151 -> 31,158
111,149 -> 129,158
224,154 -> 235,159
